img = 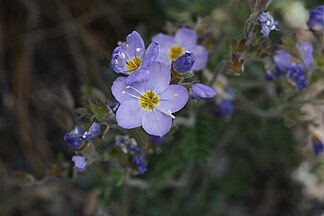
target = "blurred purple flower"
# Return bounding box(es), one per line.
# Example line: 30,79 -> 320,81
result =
83,122 -> 101,140
313,139 -> 324,156
72,155 -> 87,172
152,28 -> 208,72
111,62 -> 189,137
64,122 -> 101,149
64,127 -> 85,150
173,51 -> 196,74
132,154 -> 147,174
307,5 -> 324,31
217,100 -> 234,119
110,31 -> 159,85
258,12 -> 278,38
286,65 -> 307,89
190,83 -> 217,99
297,41 -> 314,68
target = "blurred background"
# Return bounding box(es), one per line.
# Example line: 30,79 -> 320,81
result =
1,0 -> 324,215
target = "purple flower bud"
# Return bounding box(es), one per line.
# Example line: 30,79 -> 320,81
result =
286,65 -> 308,89
132,154 -> 147,174
72,155 -> 87,172
64,127 -> 85,150
173,51 -> 196,74
108,100 -> 120,114
83,122 -> 101,140
313,140 -> 324,156
191,83 -> 217,99
258,12 -> 278,38
307,5 -> 324,31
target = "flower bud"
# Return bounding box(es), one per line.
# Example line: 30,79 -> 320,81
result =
190,83 -> 217,99
307,5 -> 324,31
173,51 -> 196,74
72,155 -> 87,172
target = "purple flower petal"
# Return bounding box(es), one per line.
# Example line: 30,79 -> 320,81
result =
297,41 -> 314,68
124,31 -> 145,58
146,62 -> 171,94
273,49 -> 292,72
72,155 -> 87,172
190,83 -> 217,99
158,85 -> 189,113
64,127 -> 84,149
141,42 -> 159,69
175,28 -> 197,50
191,45 -> 208,71
125,69 -> 150,86
307,5 -> 324,31
142,110 -> 172,137
152,33 -> 176,64
116,100 -> 145,129
112,77 -> 145,103
83,122 -> 101,140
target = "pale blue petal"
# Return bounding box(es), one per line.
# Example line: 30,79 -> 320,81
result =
146,62 -> 171,94
125,69 -> 150,86
141,42 -> 159,69
111,77 -> 141,103
142,110 -> 172,137
125,31 -> 145,58
152,33 -> 176,65
158,85 -> 189,113
116,100 -> 144,129
191,45 -> 208,71
175,28 -> 197,50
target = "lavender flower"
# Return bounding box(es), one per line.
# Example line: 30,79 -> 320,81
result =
173,51 -> 196,74
152,28 -> 208,72
190,83 -> 217,99
64,122 -> 101,149
258,12 -> 278,38
110,31 -> 159,85
217,100 -> 234,119
273,49 -> 293,73
313,139 -> 324,156
286,65 -> 307,89
64,127 -> 85,149
72,155 -> 87,172
111,62 -> 189,137
131,154 -> 147,174
297,41 -> 314,68
307,5 -> 324,31
83,122 -> 101,140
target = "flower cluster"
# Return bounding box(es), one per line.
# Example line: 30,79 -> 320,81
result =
64,121 -> 102,172
266,41 -> 314,89
110,29 -> 215,137
115,135 -> 147,173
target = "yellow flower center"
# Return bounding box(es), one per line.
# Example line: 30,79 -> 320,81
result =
139,91 -> 159,110
169,45 -> 184,61
126,56 -> 142,73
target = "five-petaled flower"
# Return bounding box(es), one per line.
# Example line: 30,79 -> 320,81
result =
112,62 -> 189,136
152,28 -> 208,72
110,31 -> 159,86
